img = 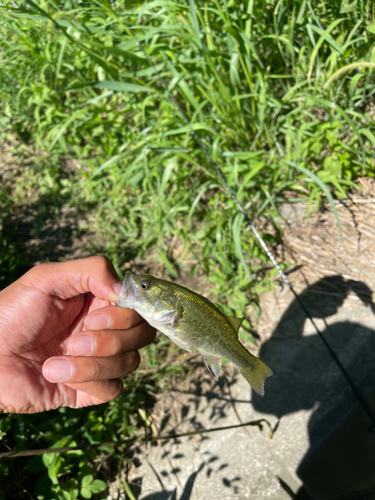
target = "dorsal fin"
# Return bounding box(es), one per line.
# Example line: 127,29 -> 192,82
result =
225,315 -> 245,334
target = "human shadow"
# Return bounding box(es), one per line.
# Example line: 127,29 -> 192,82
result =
252,275 -> 375,499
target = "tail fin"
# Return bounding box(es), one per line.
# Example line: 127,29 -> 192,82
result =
240,358 -> 273,396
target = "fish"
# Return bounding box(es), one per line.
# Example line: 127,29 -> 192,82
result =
115,272 -> 273,396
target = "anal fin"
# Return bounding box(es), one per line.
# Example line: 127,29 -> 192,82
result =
200,352 -> 222,378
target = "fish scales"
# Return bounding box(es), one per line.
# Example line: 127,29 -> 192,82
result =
176,292 -> 251,363
138,281 -> 244,363
116,272 -> 273,396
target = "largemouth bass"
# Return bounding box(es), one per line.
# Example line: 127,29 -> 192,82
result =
116,273 -> 273,396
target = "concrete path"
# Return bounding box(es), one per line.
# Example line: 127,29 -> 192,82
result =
132,275 -> 375,500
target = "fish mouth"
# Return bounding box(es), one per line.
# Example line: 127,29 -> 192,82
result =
115,272 -> 137,308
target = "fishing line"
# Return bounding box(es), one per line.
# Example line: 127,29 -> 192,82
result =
123,22 -> 375,431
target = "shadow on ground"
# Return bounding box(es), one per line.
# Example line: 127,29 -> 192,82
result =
253,275 -> 375,500
134,369 -> 257,500
140,462 -> 206,500
0,193 -> 92,288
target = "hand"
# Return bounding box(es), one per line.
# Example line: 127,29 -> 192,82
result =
0,256 -> 156,413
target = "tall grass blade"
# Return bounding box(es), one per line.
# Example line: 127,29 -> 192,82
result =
307,18 -> 346,80
94,81 -> 153,93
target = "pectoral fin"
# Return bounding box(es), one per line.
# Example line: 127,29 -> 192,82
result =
169,335 -> 191,352
172,296 -> 183,326
199,352 -> 222,377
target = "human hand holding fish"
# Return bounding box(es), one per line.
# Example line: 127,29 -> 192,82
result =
0,257 -> 156,414
116,272 -> 273,396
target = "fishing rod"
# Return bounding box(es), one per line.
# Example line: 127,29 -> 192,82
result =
122,21 -> 375,432
0,419 -> 272,458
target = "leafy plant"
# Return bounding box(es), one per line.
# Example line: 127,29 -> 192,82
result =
80,474 -> 107,499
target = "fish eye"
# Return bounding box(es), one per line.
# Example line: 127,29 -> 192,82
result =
140,279 -> 151,291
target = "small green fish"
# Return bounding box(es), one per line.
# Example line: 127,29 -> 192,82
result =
116,273 -> 273,396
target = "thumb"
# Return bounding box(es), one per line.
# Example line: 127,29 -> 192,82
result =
21,256 -> 123,302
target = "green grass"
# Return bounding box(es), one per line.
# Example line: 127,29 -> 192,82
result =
1,0 -> 375,498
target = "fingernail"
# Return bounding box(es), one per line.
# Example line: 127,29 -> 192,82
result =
85,314 -> 110,330
45,359 -> 72,382
113,282 -> 122,296
67,335 -> 94,356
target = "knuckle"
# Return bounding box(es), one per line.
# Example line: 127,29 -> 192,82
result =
105,334 -> 125,356
115,334 -> 126,355
126,350 -> 140,373
90,358 -> 104,380
91,255 -> 114,273
112,379 -> 124,398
